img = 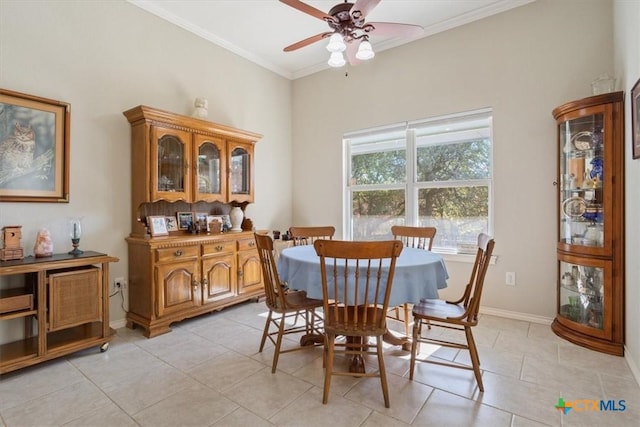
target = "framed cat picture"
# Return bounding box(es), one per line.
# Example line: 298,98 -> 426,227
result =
0,88 -> 70,202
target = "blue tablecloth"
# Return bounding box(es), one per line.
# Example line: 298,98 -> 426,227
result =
277,245 -> 448,307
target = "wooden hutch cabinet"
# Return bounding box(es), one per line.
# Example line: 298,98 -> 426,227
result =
123,105 -> 263,338
551,92 -> 624,355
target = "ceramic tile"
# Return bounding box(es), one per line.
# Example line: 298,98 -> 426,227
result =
344,370 -> 433,423
1,380 -> 111,427
1,309 -> 638,427
270,386 -> 372,427
454,344 -> 524,379
222,367 -> 313,419
63,402 -> 138,427
186,350 -> 265,391
133,383 -> 238,426
521,355 -> 604,398
211,406 -> 275,427
493,331 -> 560,363
413,388 -> 512,427
0,360 -> 85,411
558,343 -> 632,378
472,371 -> 562,426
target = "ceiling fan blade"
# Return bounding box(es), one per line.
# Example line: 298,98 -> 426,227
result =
345,40 -> 362,66
367,22 -> 424,38
350,0 -> 381,20
284,32 -> 333,52
279,0 -> 334,22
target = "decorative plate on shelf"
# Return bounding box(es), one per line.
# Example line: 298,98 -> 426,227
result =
571,131 -> 593,150
562,196 -> 587,218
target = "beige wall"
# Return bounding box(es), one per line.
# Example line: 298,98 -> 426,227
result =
0,0 -> 293,338
614,0 -> 640,383
292,0 -> 613,319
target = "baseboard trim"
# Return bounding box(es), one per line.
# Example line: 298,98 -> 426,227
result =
624,345 -> 640,387
479,306 -> 554,325
110,319 -> 127,330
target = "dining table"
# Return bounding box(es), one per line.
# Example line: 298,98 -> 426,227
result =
276,244 -> 449,353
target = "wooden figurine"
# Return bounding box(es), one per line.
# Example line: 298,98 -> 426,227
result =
1,225 -> 24,261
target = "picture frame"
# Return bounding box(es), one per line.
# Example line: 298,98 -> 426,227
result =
194,211 -> 208,231
165,216 -> 178,232
0,89 -> 70,202
177,211 -> 194,230
148,215 -> 169,236
632,78 -> 640,159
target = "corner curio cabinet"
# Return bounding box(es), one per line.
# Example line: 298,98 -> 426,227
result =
123,105 -> 263,338
551,92 -> 624,356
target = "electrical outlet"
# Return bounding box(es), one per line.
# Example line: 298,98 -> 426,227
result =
505,272 -> 516,286
114,277 -> 126,292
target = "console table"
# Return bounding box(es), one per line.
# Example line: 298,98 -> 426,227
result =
0,251 -> 118,374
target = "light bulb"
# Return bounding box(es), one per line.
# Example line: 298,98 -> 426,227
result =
356,40 -> 375,60
326,33 -> 346,53
327,52 -> 346,67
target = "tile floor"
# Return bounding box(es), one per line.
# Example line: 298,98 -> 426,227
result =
1,301 -> 639,427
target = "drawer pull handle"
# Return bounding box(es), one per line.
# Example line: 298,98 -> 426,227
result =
248,241 -> 255,247
215,245 -> 224,251
174,250 -> 183,257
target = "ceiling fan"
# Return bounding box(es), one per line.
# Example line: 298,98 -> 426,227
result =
280,0 -> 424,67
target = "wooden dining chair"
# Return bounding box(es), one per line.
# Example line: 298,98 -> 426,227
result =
389,225 -> 437,336
254,233 -> 324,373
409,233 -> 495,392
314,239 -> 404,408
289,226 -> 335,246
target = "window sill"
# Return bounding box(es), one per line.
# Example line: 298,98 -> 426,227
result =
438,252 -> 498,265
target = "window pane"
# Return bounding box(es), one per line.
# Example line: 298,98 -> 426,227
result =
352,189 -> 405,239
418,187 -> 488,251
351,149 -> 406,185
416,139 -> 490,182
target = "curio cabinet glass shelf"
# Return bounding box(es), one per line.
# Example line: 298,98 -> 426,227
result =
551,91 -> 624,356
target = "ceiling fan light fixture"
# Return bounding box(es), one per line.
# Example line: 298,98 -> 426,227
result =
328,51 -> 346,67
356,40 -> 375,60
326,33 -> 346,52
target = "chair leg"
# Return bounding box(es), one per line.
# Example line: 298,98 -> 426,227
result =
271,313 -> 287,373
376,336 -> 390,408
259,310 -> 273,352
323,332 -> 335,404
403,303 -> 410,337
464,326 -> 484,392
409,318 -> 422,380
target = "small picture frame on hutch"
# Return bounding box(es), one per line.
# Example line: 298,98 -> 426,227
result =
148,216 -> 168,236
632,78 -> 640,159
165,216 -> 178,232
177,212 -> 194,230
0,89 -> 70,202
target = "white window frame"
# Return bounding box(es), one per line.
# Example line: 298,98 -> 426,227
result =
343,108 -> 494,261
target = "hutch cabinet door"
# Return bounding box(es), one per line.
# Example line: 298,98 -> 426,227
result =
228,141 -> 254,203
48,267 -> 102,332
201,240 -> 236,303
237,238 -> 262,295
557,102 -> 617,257
155,259 -> 200,317
194,134 -> 227,203
201,253 -> 236,304
151,127 -> 193,202
557,253 -> 613,341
